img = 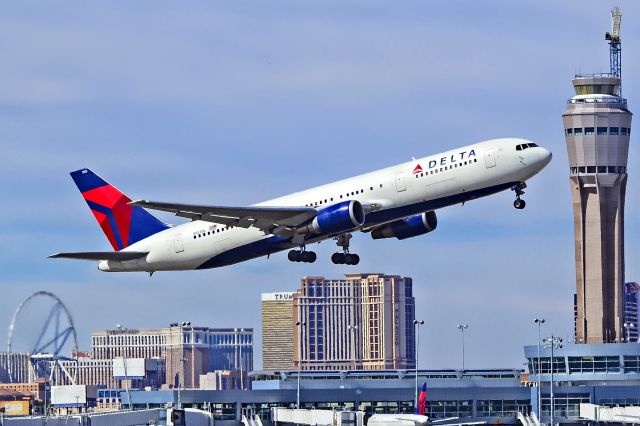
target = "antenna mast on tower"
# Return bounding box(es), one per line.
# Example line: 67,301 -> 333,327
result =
605,7 -> 622,90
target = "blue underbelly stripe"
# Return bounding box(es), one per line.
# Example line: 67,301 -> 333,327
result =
196,181 -> 517,269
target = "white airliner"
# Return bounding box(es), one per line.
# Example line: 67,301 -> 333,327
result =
50,138 -> 551,272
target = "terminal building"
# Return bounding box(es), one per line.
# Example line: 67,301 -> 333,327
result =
116,341 -> 640,424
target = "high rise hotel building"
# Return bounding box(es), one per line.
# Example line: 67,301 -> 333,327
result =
262,292 -> 299,371
291,273 -> 415,371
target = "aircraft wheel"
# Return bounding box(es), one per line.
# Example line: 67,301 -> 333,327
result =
344,254 -> 355,265
331,253 -> 344,264
288,250 -> 301,262
351,254 -> 360,265
301,251 -> 316,263
514,199 -> 526,210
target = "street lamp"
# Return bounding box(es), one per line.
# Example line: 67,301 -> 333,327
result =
456,324 -> 468,371
236,328 -> 245,390
413,319 -> 424,411
295,321 -> 306,409
543,335 -> 563,426
534,318 -> 545,420
623,322 -> 636,342
177,357 -> 187,409
115,324 -> 132,411
348,325 -> 359,370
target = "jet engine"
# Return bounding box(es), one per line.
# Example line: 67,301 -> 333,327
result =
370,211 -> 437,240
297,200 -> 365,235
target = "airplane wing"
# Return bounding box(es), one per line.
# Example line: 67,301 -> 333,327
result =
129,200 -> 317,236
48,252 -> 149,261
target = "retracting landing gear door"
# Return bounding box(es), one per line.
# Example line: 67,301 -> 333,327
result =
484,149 -> 496,168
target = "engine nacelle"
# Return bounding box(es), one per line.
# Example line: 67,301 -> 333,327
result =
371,211 -> 437,240
298,200 -> 365,235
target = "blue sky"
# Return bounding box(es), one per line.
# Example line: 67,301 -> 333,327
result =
1,0 -> 639,370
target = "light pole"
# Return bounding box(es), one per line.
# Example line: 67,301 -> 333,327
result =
623,322 -> 636,342
413,319 -> 424,411
348,325 -> 359,370
534,318 -> 545,420
115,324 -> 132,411
295,321 -> 306,409
236,328 -> 245,390
456,324 -> 468,371
543,335 -> 563,426
177,356 -> 187,408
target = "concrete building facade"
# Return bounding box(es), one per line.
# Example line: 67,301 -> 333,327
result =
0,353 -> 31,384
624,282 -> 640,342
562,75 -> 632,343
292,273 -> 415,371
92,325 -> 253,389
261,292 -> 298,371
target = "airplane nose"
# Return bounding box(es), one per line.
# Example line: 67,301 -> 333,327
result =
539,148 -> 552,166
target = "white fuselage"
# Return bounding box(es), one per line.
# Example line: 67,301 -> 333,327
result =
100,138 -> 551,272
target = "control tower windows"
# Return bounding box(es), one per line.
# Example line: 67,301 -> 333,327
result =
574,128 -> 583,135
609,127 -> 619,135
585,127 -> 595,135
597,127 -> 607,135
620,128 -> 628,135
566,128 -> 573,136
571,166 -> 627,175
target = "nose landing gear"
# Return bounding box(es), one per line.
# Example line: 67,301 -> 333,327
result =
512,182 -> 527,210
288,247 -> 317,263
331,233 -> 360,265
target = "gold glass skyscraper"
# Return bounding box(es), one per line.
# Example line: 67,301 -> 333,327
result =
292,273 -> 415,371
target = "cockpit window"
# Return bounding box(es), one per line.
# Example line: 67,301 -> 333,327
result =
516,143 -> 539,151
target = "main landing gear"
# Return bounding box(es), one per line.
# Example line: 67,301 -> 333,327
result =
288,247 -> 317,263
512,182 -> 527,210
331,233 -> 360,265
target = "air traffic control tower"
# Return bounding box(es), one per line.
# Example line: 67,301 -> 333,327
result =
562,7 -> 632,344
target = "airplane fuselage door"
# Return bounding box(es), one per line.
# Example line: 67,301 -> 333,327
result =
484,149 -> 496,168
395,172 -> 406,192
173,235 -> 184,253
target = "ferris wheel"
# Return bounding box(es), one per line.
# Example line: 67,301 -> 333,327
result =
6,291 -> 79,384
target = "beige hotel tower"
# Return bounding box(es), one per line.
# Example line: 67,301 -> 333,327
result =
562,8 -> 632,343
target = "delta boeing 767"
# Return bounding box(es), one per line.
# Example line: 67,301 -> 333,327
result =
50,138 -> 551,272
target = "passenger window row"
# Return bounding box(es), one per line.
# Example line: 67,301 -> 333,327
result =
305,184 -> 385,207
570,166 -> 627,174
193,225 -> 235,239
414,158 -> 478,179
566,127 -> 630,136
516,143 -> 539,151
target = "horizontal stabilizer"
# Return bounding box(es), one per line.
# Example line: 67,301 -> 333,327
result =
48,251 -> 148,261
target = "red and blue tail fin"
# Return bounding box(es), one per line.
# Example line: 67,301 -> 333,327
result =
70,168 -> 170,251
